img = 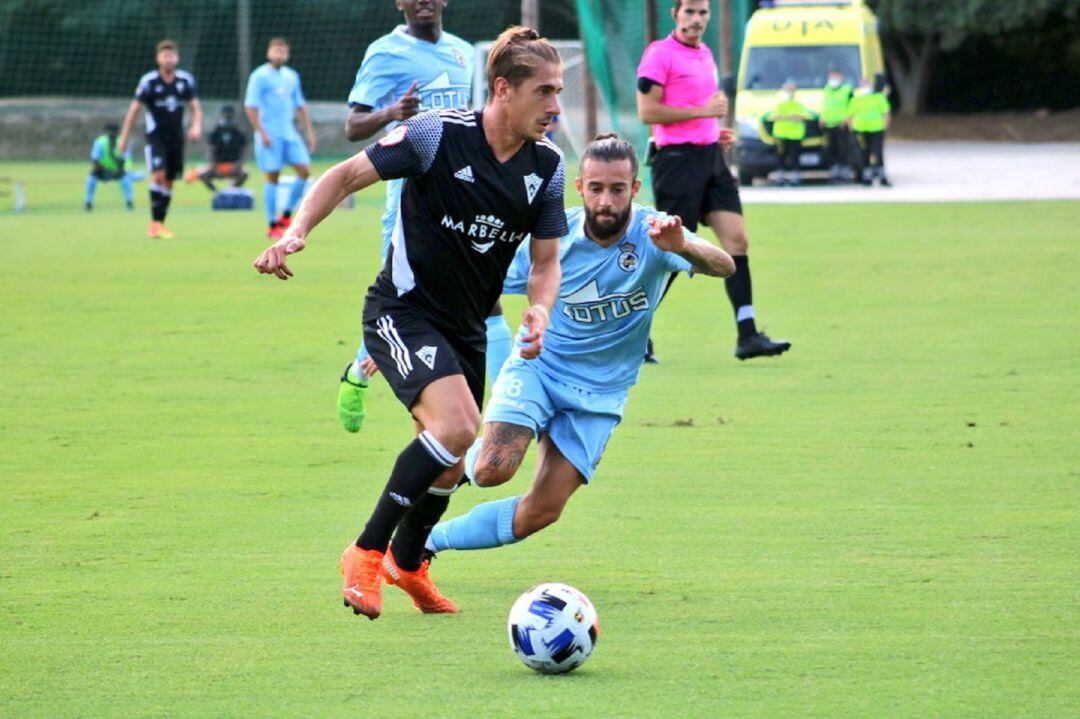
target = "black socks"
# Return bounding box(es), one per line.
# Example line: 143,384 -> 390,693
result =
726,254 -> 757,339
356,431 -> 458,553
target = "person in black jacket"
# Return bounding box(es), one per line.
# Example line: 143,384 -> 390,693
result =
186,105 -> 248,191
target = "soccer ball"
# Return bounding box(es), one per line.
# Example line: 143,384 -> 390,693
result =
507,582 -> 599,674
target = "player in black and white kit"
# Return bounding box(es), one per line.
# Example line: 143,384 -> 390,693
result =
254,27 -> 565,621
119,39 -> 202,239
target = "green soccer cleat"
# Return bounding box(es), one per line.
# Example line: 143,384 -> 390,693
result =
337,363 -> 369,433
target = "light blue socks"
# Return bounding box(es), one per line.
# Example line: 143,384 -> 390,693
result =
86,175 -> 134,206
85,174 -> 97,205
285,177 -> 308,215
263,182 -> 278,223
486,314 -> 513,385
426,495 -> 522,552
119,175 -> 134,205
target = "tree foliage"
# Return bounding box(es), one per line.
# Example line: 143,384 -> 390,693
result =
869,0 -> 1080,115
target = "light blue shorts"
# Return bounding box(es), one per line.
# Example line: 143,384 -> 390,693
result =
255,134 -> 310,173
379,178 -> 404,261
484,358 -> 627,483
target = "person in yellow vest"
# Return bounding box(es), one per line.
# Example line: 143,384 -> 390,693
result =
820,67 -> 853,183
85,123 -> 135,211
764,79 -> 815,186
848,74 -> 892,187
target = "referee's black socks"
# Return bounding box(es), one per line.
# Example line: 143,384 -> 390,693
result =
726,254 -> 758,339
356,431 -> 459,553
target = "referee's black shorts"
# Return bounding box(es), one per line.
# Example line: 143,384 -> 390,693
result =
651,142 -> 742,232
363,289 -> 486,414
145,134 -> 185,181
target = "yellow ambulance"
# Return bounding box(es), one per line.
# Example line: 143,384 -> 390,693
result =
731,0 -> 886,184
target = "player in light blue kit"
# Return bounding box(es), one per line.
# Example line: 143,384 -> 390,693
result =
244,37 -> 316,239
337,0 -> 514,434
367,134 -> 735,604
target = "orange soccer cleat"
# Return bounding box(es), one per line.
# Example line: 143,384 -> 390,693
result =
267,223 -> 284,240
148,221 -> 175,239
381,549 -> 459,614
277,214 -> 292,230
340,544 -> 384,620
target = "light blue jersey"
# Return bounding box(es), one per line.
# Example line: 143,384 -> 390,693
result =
244,63 -> 306,140
503,204 -> 696,393
348,26 -> 474,255
348,26 -> 473,117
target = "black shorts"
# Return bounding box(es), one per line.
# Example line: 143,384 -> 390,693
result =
145,135 -> 185,181
651,142 -> 742,231
363,290 -> 486,413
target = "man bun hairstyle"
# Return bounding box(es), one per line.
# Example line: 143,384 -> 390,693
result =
581,133 -> 639,178
486,26 -> 562,97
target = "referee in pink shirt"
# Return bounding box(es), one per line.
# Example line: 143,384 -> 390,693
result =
638,0 -> 791,361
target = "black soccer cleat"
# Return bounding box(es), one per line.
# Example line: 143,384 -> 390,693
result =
735,332 -> 792,361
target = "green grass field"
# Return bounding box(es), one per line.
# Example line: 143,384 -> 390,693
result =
2,162 -> 1078,717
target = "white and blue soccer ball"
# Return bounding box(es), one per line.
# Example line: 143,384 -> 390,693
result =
507,582 -> 599,674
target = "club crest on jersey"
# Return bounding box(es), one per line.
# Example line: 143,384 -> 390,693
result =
379,125 -> 408,147
523,173 -> 543,204
618,242 -> 639,272
415,345 -> 438,370
452,48 -> 467,67
177,81 -> 186,92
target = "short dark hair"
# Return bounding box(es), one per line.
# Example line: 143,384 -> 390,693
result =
486,26 -> 561,97
674,0 -> 709,11
581,133 -> 639,178
156,39 -> 177,54
268,37 -> 289,48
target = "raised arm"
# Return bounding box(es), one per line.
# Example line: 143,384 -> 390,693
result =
518,237 -> 562,360
252,151 -> 382,280
648,214 -> 735,278
345,81 -> 419,142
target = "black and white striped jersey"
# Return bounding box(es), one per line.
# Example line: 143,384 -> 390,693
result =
365,108 -> 567,345
134,69 -> 198,141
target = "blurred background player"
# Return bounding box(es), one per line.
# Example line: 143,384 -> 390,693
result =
185,105 -> 248,192
849,74 -> 892,187
85,123 -> 134,211
417,136 -> 735,593
336,0 -> 514,434
118,39 -> 202,239
821,67 -> 854,183
244,37 -> 316,239
637,0 -> 790,361
765,79 -> 814,187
